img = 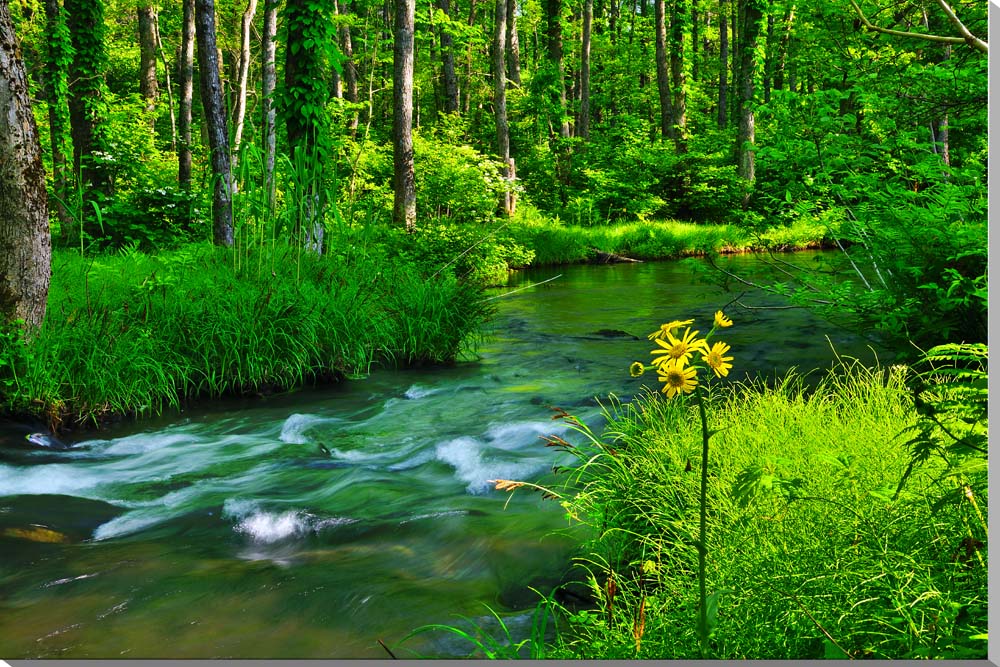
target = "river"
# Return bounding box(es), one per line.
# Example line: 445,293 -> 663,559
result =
0,253 -> 884,658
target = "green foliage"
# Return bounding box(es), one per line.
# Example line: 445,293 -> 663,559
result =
528,362 -> 986,659
1,243 -> 492,428
394,222 -> 534,286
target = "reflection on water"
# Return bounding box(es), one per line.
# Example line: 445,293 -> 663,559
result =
0,253 -> 886,658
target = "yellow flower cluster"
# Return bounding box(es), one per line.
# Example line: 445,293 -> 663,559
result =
630,310 -> 734,398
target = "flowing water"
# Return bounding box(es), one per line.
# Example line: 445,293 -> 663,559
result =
0,253 -> 886,658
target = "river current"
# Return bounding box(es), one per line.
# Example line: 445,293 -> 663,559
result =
0,254 -> 884,658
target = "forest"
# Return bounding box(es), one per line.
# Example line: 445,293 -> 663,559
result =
0,0 -> 989,660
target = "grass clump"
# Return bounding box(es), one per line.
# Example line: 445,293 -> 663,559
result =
1,241 -> 492,429
493,353 -> 987,660
507,208 -> 830,267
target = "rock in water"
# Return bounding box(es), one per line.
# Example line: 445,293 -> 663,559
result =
25,432 -> 70,450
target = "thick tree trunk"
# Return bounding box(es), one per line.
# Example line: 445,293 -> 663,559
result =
654,0 -> 671,140
392,0 -> 416,231
66,0 -> 110,196
736,0 -> 762,207
262,0 -> 278,206
670,0 -> 687,149
178,0 -> 195,192
0,2 -> 51,331
232,0 -> 258,161
195,0 -> 235,246
579,0 -> 592,139
438,0 -> 460,113
507,0 -> 521,85
44,0 -> 72,227
717,0 -> 727,128
137,3 -> 159,123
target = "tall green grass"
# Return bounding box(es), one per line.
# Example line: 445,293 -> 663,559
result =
509,362 -> 986,659
1,241 -> 492,428
507,209 -> 830,266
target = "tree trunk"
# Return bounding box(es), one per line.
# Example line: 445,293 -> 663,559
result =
654,0 -> 671,140
762,12 -> 773,103
66,0 -> 110,196
438,0 -> 460,113
178,0 -> 195,193
545,0 -> 569,138
262,0 -> 278,208
579,0 -> 592,139
736,0 -> 762,207
137,3 -> 159,123
195,0 -> 234,246
152,13 -> 177,149
338,0 -> 359,133
493,0 -> 513,215
771,5 -> 794,93
0,2 -> 51,332
507,0 -> 521,85
691,0 -> 699,81
44,0 -> 72,227
717,0 -> 727,128
393,0 -> 416,231
670,0 -> 687,149
461,0 -> 476,115
232,0 -> 258,162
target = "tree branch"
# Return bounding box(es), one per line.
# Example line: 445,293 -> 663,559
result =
847,0 -> 987,54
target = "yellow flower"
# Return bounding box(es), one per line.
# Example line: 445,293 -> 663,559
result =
702,341 -> 734,378
714,310 -> 733,328
657,359 -> 698,398
647,319 -> 694,341
629,361 -> 646,377
651,327 -> 707,367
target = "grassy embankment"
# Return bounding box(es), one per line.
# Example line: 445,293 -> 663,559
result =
0,212 -> 828,429
472,359 -> 987,660
0,242 -> 492,430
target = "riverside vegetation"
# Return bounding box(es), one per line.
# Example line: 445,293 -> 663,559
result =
0,0 -> 987,660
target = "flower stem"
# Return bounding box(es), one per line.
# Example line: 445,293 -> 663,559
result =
695,384 -> 710,658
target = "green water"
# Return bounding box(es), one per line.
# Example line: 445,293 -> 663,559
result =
0,254 -> 884,658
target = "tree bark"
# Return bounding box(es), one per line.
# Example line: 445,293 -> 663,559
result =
654,0 -> 672,140
579,0 -> 592,139
717,0 -> 727,128
337,0 -> 359,133
736,0 -> 762,207
507,0 -> 521,85
393,0 -> 416,231
545,0 -> 569,138
262,0 -> 278,207
152,13 -> 177,149
0,2 -> 51,331
438,0 -> 460,113
137,3 -> 159,122
178,0 -> 195,193
66,0 -> 110,196
691,0 -> 699,81
44,0 -> 72,226
232,0 -> 258,161
494,0 -> 513,215
670,0 -> 687,148
195,0 -> 234,246
771,5 -> 793,93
